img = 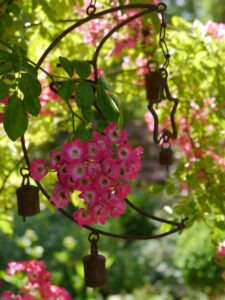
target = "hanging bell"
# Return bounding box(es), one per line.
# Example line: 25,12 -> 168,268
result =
159,145 -> 173,166
83,233 -> 107,288
145,71 -> 164,102
16,171 -> 40,221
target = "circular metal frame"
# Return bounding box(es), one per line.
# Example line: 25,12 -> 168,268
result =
20,2 -> 188,240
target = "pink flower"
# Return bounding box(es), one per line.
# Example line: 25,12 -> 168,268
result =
0,95 -> 10,106
0,291 -> 15,300
109,199 -> 126,218
93,131 -> 110,149
47,123 -> 143,225
3,260 -> 73,300
23,296 -> 36,300
50,285 -> 73,300
77,176 -> 91,189
216,241 -> 225,258
30,158 -> 48,181
84,140 -> 101,159
73,208 -> 93,226
115,183 -> 131,198
102,157 -> 120,179
116,143 -> 133,161
57,161 -> 69,185
97,175 -> 114,190
104,123 -> 128,145
49,149 -> 62,169
62,139 -> 84,162
80,188 -> 97,205
26,261 -> 51,284
91,203 -> 109,224
0,113 -> 3,124
7,261 -> 27,275
50,184 -> 71,208
87,161 -> 101,177
68,161 -> 86,181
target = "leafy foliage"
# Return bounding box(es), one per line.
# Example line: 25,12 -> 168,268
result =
0,0 -> 225,299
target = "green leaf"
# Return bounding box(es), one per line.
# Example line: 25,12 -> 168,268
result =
0,50 -> 10,62
9,51 -> 20,72
2,13 -> 13,28
0,82 -> 9,100
32,0 -> 38,10
75,123 -> 93,143
21,59 -> 37,76
82,106 -> 93,122
0,22 -> 4,35
59,56 -> 74,78
166,184 -> 175,195
118,0 -> 125,5
150,11 -> 160,32
59,80 -> 76,101
99,75 -> 114,92
8,4 -> 21,17
109,93 -> 123,129
19,73 -> 42,97
72,60 -> 91,79
96,120 -> 109,132
3,95 -> 28,141
76,81 -> 94,108
24,96 -> 41,117
39,0 -> 56,21
0,62 -> 12,75
96,87 -> 120,122
149,184 -> 165,194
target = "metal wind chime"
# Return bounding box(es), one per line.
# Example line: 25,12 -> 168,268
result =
16,1 -> 187,288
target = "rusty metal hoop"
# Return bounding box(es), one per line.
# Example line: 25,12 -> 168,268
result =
20,2 -> 187,240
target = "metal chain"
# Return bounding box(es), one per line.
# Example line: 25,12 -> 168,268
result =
159,9 -> 170,71
147,4 -> 179,152
86,0 -> 97,16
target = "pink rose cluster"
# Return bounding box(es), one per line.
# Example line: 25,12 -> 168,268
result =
0,260 -> 72,300
215,241 -> 225,281
29,123 -> 143,226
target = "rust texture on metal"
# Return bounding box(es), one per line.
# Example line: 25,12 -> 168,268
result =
16,169 -> 40,220
20,2 -> 188,241
159,147 -> 173,165
83,232 -> 107,288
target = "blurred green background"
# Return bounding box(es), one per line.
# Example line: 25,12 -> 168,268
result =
0,0 -> 225,299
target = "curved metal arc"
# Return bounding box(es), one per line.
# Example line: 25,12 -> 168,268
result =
92,7 -> 155,83
20,136 -> 186,240
124,198 -> 180,226
148,103 -> 160,144
37,3 -> 157,67
21,2 -> 186,240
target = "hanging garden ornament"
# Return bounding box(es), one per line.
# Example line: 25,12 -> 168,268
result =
83,232 -> 107,288
145,4 -> 178,171
19,0 -> 188,288
16,168 -> 40,222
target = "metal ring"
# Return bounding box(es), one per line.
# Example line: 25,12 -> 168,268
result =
157,3 -> 167,13
20,167 -> 30,177
86,4 -> 96,16
88,232 -> 99,242
159,67 -> 168,79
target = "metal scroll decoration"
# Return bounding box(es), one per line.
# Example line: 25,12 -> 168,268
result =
18,1 -> 187,287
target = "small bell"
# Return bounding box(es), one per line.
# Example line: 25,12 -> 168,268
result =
145,71 -> 164,101
16,169 -> 40,221
159,145 -> 173,166
83,233 -> 107,288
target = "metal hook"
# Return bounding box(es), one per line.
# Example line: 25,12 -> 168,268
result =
157,3 -> 167,13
